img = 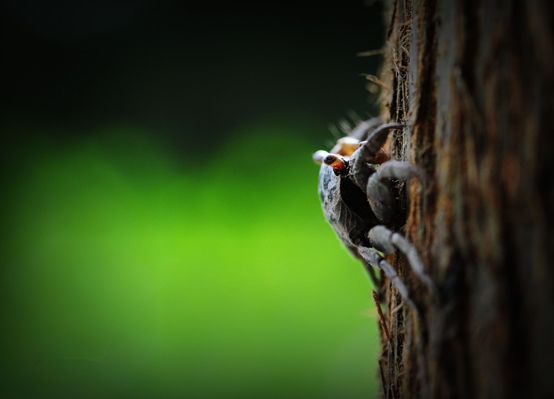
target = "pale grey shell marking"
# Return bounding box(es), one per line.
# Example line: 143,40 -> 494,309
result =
318,164 -> 370,248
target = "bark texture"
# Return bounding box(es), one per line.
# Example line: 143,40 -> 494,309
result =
376,0 -> 554,398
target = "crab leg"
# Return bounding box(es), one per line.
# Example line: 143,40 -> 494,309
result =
349,123 -> 404,190
348,117 -> 383,140
366,160 -> 424,223
368,225 -> 436,294
357,246 -> 417,310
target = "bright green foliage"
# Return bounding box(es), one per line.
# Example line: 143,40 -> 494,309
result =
2,126 -> 379,399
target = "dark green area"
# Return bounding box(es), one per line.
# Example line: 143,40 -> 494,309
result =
2,2 -> 386,396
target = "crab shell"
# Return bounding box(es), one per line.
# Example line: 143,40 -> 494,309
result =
317,161 -> 377,255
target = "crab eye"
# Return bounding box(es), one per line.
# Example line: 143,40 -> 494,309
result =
323,154 -> 338,165
313,151 -> 348,173
323,154 -> 349,174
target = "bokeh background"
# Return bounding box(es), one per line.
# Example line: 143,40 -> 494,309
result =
1,1 -> 385,398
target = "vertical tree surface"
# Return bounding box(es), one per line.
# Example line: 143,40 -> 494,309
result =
376,0 -> 553,398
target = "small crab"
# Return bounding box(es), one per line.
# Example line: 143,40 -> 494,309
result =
313,118 -> 434,309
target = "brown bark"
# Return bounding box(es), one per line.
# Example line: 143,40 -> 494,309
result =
376,0 -> 554,398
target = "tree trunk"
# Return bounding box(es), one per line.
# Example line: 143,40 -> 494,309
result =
375,0 -> 554,398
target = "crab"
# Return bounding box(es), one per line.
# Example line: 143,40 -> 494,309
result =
313,118 -> 435,310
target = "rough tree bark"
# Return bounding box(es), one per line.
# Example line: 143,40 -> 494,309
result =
374,0 -> 554,398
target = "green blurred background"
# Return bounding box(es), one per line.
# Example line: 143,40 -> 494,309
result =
1,1 -> 385,398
